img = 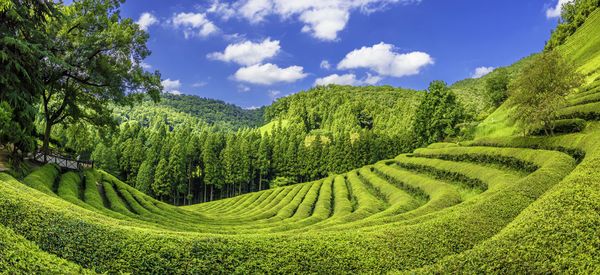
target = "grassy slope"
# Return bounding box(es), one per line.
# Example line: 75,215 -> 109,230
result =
473,9 -> 600,138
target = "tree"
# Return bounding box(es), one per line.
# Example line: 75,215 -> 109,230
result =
0,0 -> 56,159
39,0 -> 162,161
153,158 -> 170,201
485,69 -> 510,108
413,81 -> 464,146
508,50 -> 584,136
203,133 -> 223,201
135,159 -> 155,196
256,134 -> 271,191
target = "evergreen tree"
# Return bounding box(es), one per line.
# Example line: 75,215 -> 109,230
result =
153,158 -> 170,201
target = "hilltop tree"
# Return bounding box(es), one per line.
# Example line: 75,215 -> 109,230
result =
508,50 -> 584,135
413,81 -> 464,146
39,0 -> 162,161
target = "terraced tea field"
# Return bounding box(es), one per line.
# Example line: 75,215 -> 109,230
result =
3,6 -> 600,274
2,79 -> 600,273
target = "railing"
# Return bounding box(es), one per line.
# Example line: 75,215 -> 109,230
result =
32,150 -> 93,170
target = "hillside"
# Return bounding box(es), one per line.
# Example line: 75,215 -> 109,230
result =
449,54 -> 538,116
2,2 -> 600,274
113,94 -> 265,131
264,85 -> 423,136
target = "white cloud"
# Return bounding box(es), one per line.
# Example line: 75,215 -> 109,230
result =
337,42 -> 433,77
208,0 -> 236,20
314,72 -> 382,86
171,12 -> 219,38
546,0 -> 574,18
238,84 -> 251,92
471,66 -> 495,78
239,0 -> 274,23
223,33 -> 245,41
320,60 -> 331,70
315,73 -> 358,86
208,0 -> 420,41
207,38 -> 280,66
140,62 -> 152,69
161,78 -> 182,95
299,8 -> 349,40
136,12 -> 158,31
269,90 -> 281,98
364,73 -> 383,84
233,63 -> 307,85
245,105 -> 261,110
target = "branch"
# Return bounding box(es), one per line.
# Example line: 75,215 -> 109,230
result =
66,73 -> 109,88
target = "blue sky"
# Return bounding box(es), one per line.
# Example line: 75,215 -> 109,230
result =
114,0 -> 569,109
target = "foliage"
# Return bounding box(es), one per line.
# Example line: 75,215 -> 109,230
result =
0,0 -> 56,158
38,0 -> 162,158
545,0 -> 600,50
485,68 -> 510,108
269,176 -> 296,188
449,54 -> 538,117
413,81 -> 465,146
508,50 -> 584,135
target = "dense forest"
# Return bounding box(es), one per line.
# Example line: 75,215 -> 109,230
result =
115,94 -> 266,131
51,85 -> 439,204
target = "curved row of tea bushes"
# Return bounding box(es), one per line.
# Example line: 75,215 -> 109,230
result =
415,135 -> 600,273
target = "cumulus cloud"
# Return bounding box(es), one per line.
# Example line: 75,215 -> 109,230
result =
546,0 -> 574,18
471,66 -> 495,78
337,42 -> 433,77
245,106 -> 261,110
208,0 -> 420,41
299,8 -> 349,40
233,63 -> 307,85
161,78 -> 182,94
320,60 -> 331,70
314,73 -> 382,86
207,38 -> 280,66
171,12 -> 219,38
136,12 -> 158,31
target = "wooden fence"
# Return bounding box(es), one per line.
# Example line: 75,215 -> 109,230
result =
32,150 -> 93,170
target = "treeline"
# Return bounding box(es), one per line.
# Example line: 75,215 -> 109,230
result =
265,85 -> 423,136
148,94 -> 265,130
66,121 -> 410,205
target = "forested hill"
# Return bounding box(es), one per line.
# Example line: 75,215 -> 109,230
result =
114,94 -> 265,131
264,85 -> 424,135
449,54 -> 538,117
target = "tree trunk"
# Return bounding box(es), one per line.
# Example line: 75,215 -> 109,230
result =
187,163 -> 191,205
203,180 -> 207,203
259,174 -> 262,191
210,184 -> 213,202
43,120 -> 52,163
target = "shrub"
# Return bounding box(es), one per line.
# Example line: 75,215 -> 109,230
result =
530,118 -> 587,135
